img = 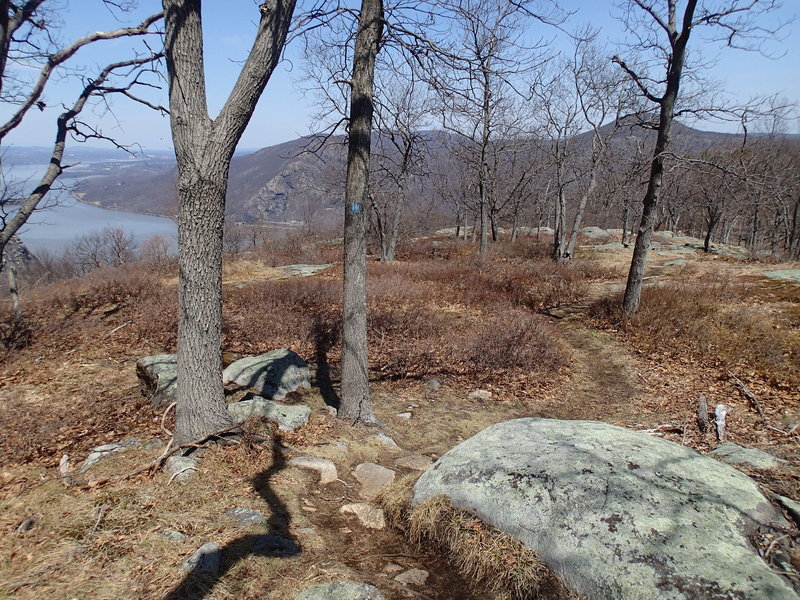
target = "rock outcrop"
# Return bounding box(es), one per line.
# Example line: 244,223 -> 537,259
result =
413,418 -> 797,600
223,349 -> 311,400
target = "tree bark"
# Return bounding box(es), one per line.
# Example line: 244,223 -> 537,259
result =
339,0 -> 383,425
163,0 -> 296,445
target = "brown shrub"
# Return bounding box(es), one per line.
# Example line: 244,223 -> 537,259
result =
589,278 -> 799,387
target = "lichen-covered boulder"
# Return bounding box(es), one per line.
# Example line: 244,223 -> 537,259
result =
136,354 -> 177,408
709,442 -> 787,470
223,349 -> 310,400
413,418 -> 796,600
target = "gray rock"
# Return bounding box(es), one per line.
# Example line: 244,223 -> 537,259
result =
467,389 -> 492,401
277,264 -> 332,278
80,443 -> 126,473
383,563 -> 403,575
16,517 -> 36,533
289,456 -> 338,484
181,542 -> 221,574
340,503 -> 386,529
763,269 -> 800,283
228,396 -> 311,431
164,455 -> 200,482
396,455 -> 433,472
159,529 -> 188,543
222,349 -> 311,400
136,354 -> 177,408
423,378 -> 442,391
395,412 -> 412,419
353,463 -> 395,501
250,534 -> 299,556
295,527 -> 319,537
579,226 -> 612,239
393,568 -> 429,586
295,582 -> 385,600
709,442 -> 788,470
776,495 -> 800,526
224,507 -> 267,527
414,418 -> 795,600
372,433 -> 399,449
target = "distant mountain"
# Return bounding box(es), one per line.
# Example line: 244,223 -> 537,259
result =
70,122 -> 780,224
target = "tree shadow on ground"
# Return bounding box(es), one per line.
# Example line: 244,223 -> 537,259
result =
312,319 -> 340,410
162,442 -> 298,600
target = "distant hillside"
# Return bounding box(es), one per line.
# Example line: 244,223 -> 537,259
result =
72,123 -> 776,224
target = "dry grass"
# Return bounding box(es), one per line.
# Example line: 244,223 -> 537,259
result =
588,276 -> 800,388
379,479 -> 577,600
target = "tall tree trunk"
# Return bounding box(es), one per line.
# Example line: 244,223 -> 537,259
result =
621,0 -> 694,314
478,68 -> 491,256
163,0 -> 296,445
339,0 -> 383,425
704,209 -> 721,253
4,258 -> 21,319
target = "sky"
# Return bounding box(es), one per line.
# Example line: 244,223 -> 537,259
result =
1,0 -> 798,153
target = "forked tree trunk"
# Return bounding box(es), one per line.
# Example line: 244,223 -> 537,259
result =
339,0 -> 383,425
163,0 -> 297,445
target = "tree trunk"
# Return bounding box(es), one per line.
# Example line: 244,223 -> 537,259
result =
704,209 -> 720,253
163,0 -> 297,445
174,171 -> 235,444
478,68 -> 491,256
4,259 -> 21,319
339,0 -> 383,425
622,1 -> 694,314
565,172 -> 599,259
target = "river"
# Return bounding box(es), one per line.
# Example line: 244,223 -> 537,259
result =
5,163 -> 177,255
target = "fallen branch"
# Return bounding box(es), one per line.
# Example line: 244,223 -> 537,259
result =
85,423 -> 242,489
161,402 -> 176,438
728,371 -> 791,435
104,320 -> 132,338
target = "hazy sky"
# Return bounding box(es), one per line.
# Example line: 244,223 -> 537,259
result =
1,0 -> 798,153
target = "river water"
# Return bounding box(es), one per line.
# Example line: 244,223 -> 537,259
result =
6,163 -> 177,255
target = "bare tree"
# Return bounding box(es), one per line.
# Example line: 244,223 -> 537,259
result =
162,0 -> 297,445
613,0 -> 786,314
433,0 -> 560,255
0,2 -> 163,264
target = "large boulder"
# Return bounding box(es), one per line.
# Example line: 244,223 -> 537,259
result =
413,418 -> 796,600
136,354 -> 177,408
223,349 -> 311,400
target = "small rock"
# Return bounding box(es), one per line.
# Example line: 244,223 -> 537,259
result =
295,582 -> 385,600
79,442 -> 128,473
423,379 -> 442,391
222,349 -> 311,400
224,507 -> 267,527
396,455 -> 433,472
383,563 -> 403,575
395,412 -> 412,420
136,354 -> 177,408
340,503 -> 386,529
353,463 -> 396,500
164,455 -> 200,482
776,495 -> 800,526
323,405 -> 338,417
468,389 -> 492,401
182,542 -> 221,575
228,396 -> 311,431
335,441 -> 349,450
372,433 -> 399,449
289,456 -> 339,485
294,527 -> 319,537
250,534 -> 299,556
16,517 -> 36,533
394,568 -> 429,586
159,529 -> 188,543
709,443 -> 787,470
